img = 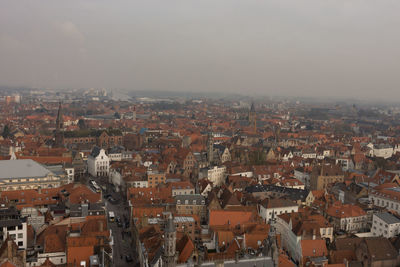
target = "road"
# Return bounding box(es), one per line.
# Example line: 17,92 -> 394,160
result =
81,174 -> 139,267
106,200 -> 137,267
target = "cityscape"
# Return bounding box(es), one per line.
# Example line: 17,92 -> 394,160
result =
2,0 -> 400,267
0,88 -> 399,266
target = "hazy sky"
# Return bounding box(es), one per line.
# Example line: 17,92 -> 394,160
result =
1,0 -> 400,100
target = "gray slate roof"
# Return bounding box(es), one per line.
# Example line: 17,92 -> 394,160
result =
175,194 -> 205,205
0,159 -> 51,180
375,212 -> 400,225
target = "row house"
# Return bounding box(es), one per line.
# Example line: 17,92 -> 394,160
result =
175,194 -> 206,222
258,198 -> 299,223
0,207 -> 27,249
369,184 -> 400,213
326,203 -> 368,233
147,170 -> 166,188
276,212 -> 333,263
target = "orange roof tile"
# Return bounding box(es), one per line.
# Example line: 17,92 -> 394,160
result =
209,210 -> 257,227
301,239 -> 327,257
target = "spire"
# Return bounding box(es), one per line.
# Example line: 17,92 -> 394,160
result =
54,102 -> 64,148
250,102 -> 255,113
56,101 -> 63,131
207,122 -> 214,166
249,102 -> 256,132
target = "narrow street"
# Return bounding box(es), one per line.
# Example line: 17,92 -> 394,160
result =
91,175 -> 139,267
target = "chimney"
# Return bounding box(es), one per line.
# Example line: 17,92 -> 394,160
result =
38,187 -> 42,194
7,240 -> 13,260
142,216 -> 148,227
98,220 -> 104,232
82,203 -> 89,217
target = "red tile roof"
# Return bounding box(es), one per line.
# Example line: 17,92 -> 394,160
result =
301,239 -> 327,257
176,235 -> 194,263
209,210 -> 257,227
326,203 -> 366,218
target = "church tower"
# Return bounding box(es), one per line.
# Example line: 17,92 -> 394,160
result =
207,132 -> 214,166
248,102 -> 256,132
163,215 -> 176,267
54,102 -> 64,147
207,122 -> 214,166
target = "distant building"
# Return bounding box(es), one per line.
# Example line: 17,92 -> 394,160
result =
310,164 -> 344,190
63,129 -> 123,149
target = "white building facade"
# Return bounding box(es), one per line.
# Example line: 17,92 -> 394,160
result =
372,212 -> 400,238
207,166 -> 227,186
87,147 -> 110,177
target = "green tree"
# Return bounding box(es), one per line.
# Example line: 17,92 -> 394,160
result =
78,119 -> 86,129
2,125 -> 10,138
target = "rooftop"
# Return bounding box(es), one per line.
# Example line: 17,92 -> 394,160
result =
374,212 -> 400,225
0,159 -> 52,180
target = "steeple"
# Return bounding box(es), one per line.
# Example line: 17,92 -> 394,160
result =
56,101 -> 63,131
248,102 -> 256,132
207,122 -> 214,166
54,102 -> 64,148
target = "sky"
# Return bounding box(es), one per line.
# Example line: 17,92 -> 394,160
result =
1,0 -> 400,100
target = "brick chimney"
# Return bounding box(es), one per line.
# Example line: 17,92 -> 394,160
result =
7,240 -> 13,261
98,220 -> 104,232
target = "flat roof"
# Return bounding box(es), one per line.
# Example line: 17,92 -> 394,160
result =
375,212 -> 400,225
0,159 -> 52,180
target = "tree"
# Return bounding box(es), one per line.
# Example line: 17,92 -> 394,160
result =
78,119 -> 86,129
2,125 -> 11,138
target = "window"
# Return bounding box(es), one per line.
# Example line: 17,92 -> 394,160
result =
18,233 -> 23,238
17,241 -> 23,247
